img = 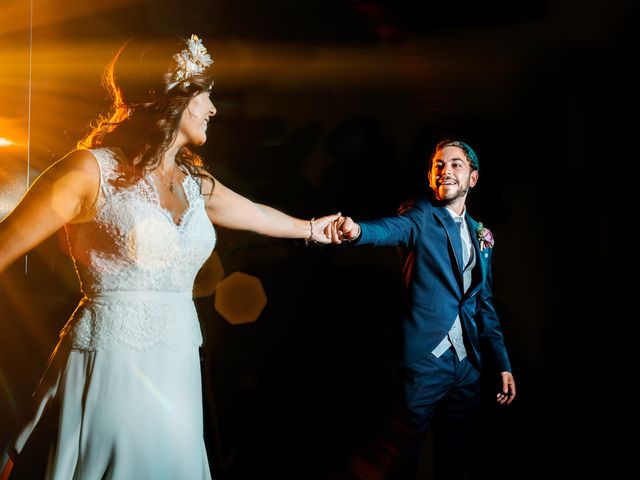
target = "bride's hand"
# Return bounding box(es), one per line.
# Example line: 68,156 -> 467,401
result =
310,213 -> 342,244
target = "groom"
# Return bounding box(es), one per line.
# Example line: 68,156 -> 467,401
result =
333,139 -> 516,479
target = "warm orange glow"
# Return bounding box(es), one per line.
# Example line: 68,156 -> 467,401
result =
0,0 -> 147,36
0,117 -> 27,148
0,37 -> 444,157
214,272 -> 267,325
0,145 -> 28,219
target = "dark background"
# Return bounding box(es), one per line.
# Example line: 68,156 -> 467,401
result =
1,0 -> 635,478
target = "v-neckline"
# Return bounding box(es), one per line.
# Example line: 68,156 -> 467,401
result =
109,147 -> 194,229
147,173 -> 192,228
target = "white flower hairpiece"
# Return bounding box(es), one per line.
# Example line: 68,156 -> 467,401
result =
166,34 -> 213,91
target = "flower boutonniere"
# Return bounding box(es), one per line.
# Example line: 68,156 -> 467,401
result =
476,222 -> 495,251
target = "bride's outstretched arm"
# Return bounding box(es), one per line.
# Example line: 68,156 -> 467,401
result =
0,149 -> 100,273
202,176 -> 340,243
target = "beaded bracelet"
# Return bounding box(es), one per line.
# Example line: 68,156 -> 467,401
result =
304,218 -> 315,246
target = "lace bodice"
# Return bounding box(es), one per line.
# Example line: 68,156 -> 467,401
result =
60,148 -> 216,351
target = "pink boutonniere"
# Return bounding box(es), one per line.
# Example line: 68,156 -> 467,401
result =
476,222 -> 495,251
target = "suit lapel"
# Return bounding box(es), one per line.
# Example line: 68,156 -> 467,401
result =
465,215 -> 487,298
433,207 -> 465,282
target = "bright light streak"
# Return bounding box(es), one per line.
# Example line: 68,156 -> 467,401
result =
0,138 -> 13,147
130,364 -> 174,413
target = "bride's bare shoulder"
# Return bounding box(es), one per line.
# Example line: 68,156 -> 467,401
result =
53,149 -> 102,177
37,149 -> 102,217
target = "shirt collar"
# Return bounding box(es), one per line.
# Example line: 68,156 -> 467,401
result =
445,206 -> 466,221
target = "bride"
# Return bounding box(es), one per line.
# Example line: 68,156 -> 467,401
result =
0,34 -> 339,479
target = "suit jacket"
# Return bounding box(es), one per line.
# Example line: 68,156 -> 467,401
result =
356,196 -> 511,372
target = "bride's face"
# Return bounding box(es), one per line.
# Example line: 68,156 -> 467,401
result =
179,91 -> 216,147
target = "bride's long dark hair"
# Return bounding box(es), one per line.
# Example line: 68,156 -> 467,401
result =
78,36 -> 215,185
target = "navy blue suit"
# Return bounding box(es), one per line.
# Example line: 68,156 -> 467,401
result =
354,196 -> 512,478
357,196 -> 511,373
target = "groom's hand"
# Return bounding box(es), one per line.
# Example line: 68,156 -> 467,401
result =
496,371 -> 516,405
335,216 -> 360,243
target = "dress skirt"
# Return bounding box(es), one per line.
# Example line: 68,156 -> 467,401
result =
7,338 -> 212,480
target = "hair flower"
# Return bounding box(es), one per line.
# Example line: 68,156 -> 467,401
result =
476,222 -> 495,251
166,34 -> 213,91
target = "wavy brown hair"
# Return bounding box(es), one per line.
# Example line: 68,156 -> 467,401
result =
78,36 -> 215,186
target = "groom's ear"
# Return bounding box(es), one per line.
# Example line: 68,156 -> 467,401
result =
469,170 -> 479,188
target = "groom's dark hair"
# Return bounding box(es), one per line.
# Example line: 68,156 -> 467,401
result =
429,139 -> 479,172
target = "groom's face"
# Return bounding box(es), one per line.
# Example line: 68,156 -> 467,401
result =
428,146 -> 478,203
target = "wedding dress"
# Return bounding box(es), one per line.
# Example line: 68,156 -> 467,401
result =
4,147 -> 216,479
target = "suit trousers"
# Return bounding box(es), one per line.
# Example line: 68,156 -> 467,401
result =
391,347 -> 482,480
343,348 -> 483,480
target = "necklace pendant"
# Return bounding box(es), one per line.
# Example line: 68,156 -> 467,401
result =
168,182 -> 175,194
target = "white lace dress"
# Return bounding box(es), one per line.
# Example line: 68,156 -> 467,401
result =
5,148 -> 216,479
